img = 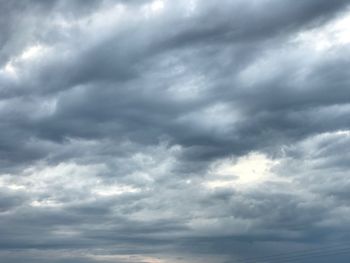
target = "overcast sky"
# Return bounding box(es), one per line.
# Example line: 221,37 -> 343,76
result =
1,0 -> 350,262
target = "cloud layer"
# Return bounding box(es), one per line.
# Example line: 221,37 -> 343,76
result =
1,0 -> 350,262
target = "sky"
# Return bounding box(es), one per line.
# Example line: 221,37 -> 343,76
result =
1,0 -> 350,262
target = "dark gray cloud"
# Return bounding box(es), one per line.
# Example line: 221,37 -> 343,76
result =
1,0 -> 350,262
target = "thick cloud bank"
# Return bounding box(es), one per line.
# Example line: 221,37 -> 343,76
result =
1,0 -> 350,262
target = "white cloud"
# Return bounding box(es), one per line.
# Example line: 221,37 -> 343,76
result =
204,152 -> 280,189
20,45 -> 45,60
295,11 -> 350,51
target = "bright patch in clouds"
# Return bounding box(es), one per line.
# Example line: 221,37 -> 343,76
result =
1,44 -> 47,77
143,0 -> 165,17
151,0 -> 165,12
2,62 -> 17,76
295,11 -> 350,51
205,152 -> 279,189
21,45 -> 45,60
92,185 -> 140,196
30,199 -> 63,208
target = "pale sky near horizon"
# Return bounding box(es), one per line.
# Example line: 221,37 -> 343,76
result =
1,1 -> 350,262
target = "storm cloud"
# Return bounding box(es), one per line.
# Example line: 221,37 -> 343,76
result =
1,0 -> 350,262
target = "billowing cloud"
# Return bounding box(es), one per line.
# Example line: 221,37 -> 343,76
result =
1,0 -> 350,262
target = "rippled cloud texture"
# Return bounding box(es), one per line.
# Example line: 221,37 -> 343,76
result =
1,1 -> 350,262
